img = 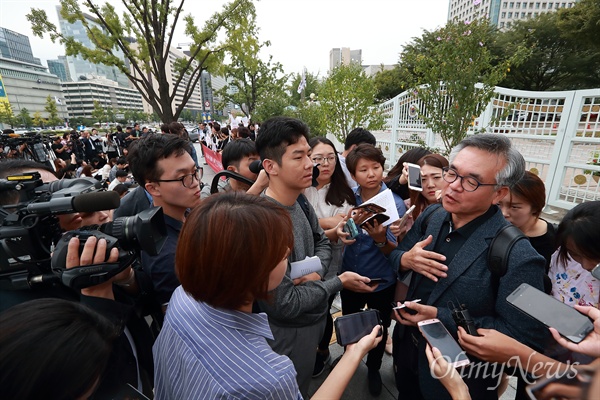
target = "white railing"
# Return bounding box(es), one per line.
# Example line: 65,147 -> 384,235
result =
376,86 -> 600,211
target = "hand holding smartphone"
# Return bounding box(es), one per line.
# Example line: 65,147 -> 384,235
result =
418,319 -> 470,368
334,310 -> 382,346
407,163 -> 423,191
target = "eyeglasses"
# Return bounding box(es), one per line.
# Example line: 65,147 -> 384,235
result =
312,155 -> 336,165
442,167 -> 497,192
155,168 -> 203,188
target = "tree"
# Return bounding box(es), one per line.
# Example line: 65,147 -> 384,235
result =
373,66 -> 406,101
0,102 -> 17,128
91,100 -> 106,124
252,91 -> 290,123
179,109 -> 193,122
215,13 -> 288,118
18,108 -> 33,128
288,71 -> 321,106
319,63 -> 385,143
496,13 -> 600,90
32,111 -> 44,128
45,95 -> 63,127
27,0 -> 252,123
557,0 -> 600,50
399,19 -> 527,154
286,101 -> 328,137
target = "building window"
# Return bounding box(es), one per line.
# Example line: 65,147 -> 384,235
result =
535,2 -> 540,7
522,11 -> 526,17
516,1 -> 521,7
509,1 -> 514,7
503,1 -> 508,7
508,11 -> 513,17
500,21 -> 506,28
542,2 -> 546,8
502,11 -> 506,17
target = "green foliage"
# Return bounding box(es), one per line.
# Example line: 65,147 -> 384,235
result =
32,111 -> 44,128
27,0 -> 252,123
91,100 -> 106,123
319,63 -> 385,143
288,71 -> 321,106
215,12 -> 288,118
45,96 -> 63,127
253,91 -> 290,122
400,19 -> 526,154
496,5 -> 600,90
556,0 -> 600,51
373,66 -> 406,101
0,102 -> 17,127
179,109 -> 193,122
18,108 -> 33,128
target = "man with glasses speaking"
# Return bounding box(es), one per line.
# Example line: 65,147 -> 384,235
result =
127,134 -> 203,312
388,134 -> 547,399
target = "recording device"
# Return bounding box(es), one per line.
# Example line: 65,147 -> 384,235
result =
343,218 -> 360,239
249,159 -> 321,187
450,302 -> 480,336
334,309 -> 382,346
0,173 -> 166,291
407,163 -> 422,191
360,213 -> 390,228
367,278 -> 387,286
418,319 -> 470,368
591,262 -> 600,280
506,283 -> 594,343
0,132 -> 53,165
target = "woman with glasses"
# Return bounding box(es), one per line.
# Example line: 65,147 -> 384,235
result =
304,137 -> 357,377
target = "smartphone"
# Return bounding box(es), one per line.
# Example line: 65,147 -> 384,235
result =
334,309 -> 382,346
407,163 -> 422,191
418,319 -> 470,368
591,263 -> 600,280
506,283 -> 594,343
361,213 -> 390,228
367,278 -> 387,286
355,203 -> 386,214
525,367 -> 594,400
395,204 -> 416,228
343,218 -> 360,239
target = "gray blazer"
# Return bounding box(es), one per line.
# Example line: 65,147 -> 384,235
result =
389,204 -> 547,399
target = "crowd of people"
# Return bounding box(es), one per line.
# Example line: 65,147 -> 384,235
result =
0,116 -> 599,400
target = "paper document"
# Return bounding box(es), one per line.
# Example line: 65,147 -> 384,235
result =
290,256 -> 322,279
359,189 -> 400,226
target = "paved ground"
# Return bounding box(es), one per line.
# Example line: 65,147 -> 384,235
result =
197,142 -> 522,400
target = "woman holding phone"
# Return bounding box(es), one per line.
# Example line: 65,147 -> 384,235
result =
305,137 -> 356,377
153,192 -> 381,399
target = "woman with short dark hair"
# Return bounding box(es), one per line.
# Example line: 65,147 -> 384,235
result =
153,192 -> 382,399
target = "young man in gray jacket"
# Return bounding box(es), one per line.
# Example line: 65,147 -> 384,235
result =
256,117 -> 377,398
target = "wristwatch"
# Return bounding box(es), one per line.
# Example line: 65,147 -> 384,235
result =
374,239 -> 387,248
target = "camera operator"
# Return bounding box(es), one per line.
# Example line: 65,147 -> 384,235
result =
0,159 -> 156,398
51,136 -> 70,164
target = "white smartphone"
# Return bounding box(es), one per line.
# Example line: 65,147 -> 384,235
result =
395,204 -> 416,228
392,298 -> 421,310
407,163 -> 422,191
418,318 -> 470,368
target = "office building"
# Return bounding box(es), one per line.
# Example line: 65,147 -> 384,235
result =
56,6 -> 130,87
47,58 -> 69,81
62,75 -> 143,119
448,0 -> 579,29
363,64 -> 395,77
330,47 -> 362,71
0,27 -> 41,65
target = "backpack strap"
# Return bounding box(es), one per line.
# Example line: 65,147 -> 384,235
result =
487,224 -> 527,294
297,193 -> 321,243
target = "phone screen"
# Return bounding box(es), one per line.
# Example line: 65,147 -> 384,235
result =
506,283 -> 594,343
419,320 -> 470,367
407,163 -> 422,191
335,310 -> 380,346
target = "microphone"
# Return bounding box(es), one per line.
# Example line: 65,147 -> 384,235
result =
26,191 -> 120,214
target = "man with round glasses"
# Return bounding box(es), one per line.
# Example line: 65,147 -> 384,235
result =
127,134 -> 202,312
388,134 -> 547,399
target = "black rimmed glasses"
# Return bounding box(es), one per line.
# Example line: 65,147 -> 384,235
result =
311,155 -> 336,164
442,167 -> 497,192
155,167 -> 203,188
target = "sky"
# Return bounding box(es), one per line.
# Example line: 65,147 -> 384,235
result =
0,0 -> 449,77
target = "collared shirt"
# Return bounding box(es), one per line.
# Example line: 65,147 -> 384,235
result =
413,205 -> 498,303
341,182 -> 406,291
154,287 -> 302,400
338,154 -> 358,189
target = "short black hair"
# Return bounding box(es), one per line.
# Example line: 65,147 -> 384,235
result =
0,160 -> 55,205
346,143 -> 386,175
212,122 -> 221,132
557,200 -> 600,265
222,139 -> 258,169
127,134 -> 191,185
255,116 -> 309,164
116,157 -> 127,165
115,169 -> 128,178
113,183 -> 129,196
344,128 -> 376,150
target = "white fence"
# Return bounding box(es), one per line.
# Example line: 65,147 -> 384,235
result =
375,86 -> 600,211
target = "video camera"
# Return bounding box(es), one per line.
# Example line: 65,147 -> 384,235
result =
0,132 -> 53,164
0,172 -> 166,291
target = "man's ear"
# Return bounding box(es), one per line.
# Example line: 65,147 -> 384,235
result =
263,159 -> 278,176
145,182 -> 161,198
492,186 -> 509,205
226,165 -> 238,173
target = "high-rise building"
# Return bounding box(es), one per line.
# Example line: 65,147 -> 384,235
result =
329,47 -> 362,71
47,59 -> 69,81
56,6 -> 130,87
447,0 -> 579,29
0,27 -> 41,65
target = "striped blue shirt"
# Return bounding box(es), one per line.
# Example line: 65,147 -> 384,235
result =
153,286 -> 302,399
